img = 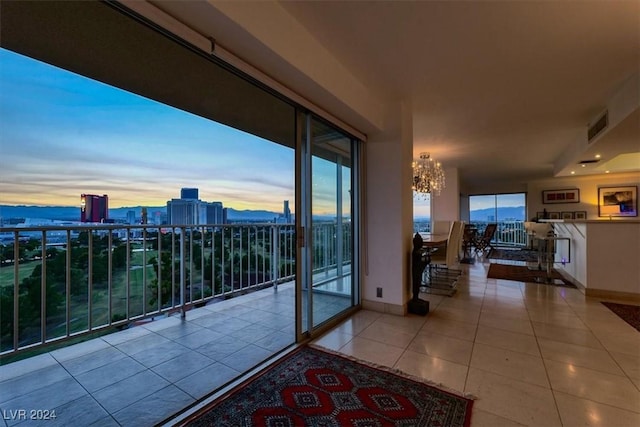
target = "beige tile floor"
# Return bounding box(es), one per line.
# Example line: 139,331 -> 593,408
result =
312,258 -> 640,427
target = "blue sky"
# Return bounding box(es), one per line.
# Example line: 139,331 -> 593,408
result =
469,194 -> 526,210
0,48 -> 296,212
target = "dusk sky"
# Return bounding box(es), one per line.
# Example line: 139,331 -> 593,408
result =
1,47 -> 521,218
0,47 -> 298,213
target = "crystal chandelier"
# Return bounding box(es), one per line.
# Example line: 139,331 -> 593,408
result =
412,152 -> 445,197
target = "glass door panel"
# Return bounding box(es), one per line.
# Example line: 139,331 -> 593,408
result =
302,117 -> 354,330
496,193 -> 526,246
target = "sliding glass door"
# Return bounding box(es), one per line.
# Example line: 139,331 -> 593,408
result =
469,193 -> 526,246
299,116 -> 358,336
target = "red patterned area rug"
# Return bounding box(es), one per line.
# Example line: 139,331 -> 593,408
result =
602,302 -> 640,333
185,346 -> 473,427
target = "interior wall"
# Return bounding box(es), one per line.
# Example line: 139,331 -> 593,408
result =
460,195 -> 470,222
432,167 -> 460,224
363,102 -> 413,314
527,172 -> 640,220
586,222 -> 640,297
460,180 -> 528,197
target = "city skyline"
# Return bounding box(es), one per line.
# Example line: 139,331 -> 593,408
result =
0,48 -> 296,213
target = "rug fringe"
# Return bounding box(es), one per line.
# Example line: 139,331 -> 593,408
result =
309,343 -> 478,400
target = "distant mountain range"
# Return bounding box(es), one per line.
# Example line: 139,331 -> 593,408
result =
0,205 -> 283,222
0,204 -> 524,223
469,206 -> 525,221
415,206 -> 526,221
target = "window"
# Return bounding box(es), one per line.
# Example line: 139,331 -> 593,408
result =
413,194 -> 431,232
469,193 -> 527,246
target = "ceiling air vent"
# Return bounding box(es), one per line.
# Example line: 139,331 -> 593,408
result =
579,159 -> 600,164
587,110 -> 608,142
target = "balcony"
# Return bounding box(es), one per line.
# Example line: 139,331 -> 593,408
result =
0,222 -> 352,424
414,220 -> 529,247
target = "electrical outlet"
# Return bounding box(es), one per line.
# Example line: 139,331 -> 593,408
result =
376,287 -> 383,298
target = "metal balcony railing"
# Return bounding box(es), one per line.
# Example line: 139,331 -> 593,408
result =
0,222 -> 352,356
413,220 -> 528,247
470,220 -> 528,247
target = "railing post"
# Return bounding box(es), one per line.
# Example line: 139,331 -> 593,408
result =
66,230 -> 71,337
272,225 -> 279,292
220,227 -> 225,296
107,230 -> 112,326
88,231 -> 93,332
142,226 -> 147,316
180,228 -> 186,319
13,231 -> 19,352
40,230 -> 47,346
336,222 -> 343,279
239,227 -> 243,291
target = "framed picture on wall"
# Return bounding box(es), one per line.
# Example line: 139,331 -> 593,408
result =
598,186 -> 638,217
574,211 -> 587,220
548,212 -> 561,219
561,212 -> 574,220
542,189 -> 580,204
536,211 -> 545,219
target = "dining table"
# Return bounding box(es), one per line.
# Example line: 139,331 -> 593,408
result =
418,232 -> 449,248
409,232 -> 450,315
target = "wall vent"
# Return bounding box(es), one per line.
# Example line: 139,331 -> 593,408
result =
587,110 -> 608,142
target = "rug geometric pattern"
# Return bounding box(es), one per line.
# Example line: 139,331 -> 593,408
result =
187,346 -> 473,427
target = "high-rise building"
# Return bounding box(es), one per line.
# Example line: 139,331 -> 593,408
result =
180,188 -> 199,200
152,211 -> 164,225
283,200 -> 291,223
80,194 -> 109,223
126,210 -> 136,225
205,202 -> 224,225
167,199 -> 199,225
166,189 -> 225,225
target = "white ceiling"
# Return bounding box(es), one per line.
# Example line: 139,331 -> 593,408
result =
154,1 -> 639,188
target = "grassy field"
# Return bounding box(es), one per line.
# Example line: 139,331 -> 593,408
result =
0,246 -> 157,289
3,259 -> 160,343
3,244 -> 222,349
0,262 -> 37,288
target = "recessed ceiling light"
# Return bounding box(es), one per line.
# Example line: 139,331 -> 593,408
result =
581,164 -> 586,168
595,154 -> 601,159
571,171 -> 575,175
605,170 -> 610,173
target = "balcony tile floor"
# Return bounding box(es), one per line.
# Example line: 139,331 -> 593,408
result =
0,282 -> 328,427
3,258 -> 640,427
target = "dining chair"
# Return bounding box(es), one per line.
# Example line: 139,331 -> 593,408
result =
474,223 -> 497,253
427,220 -> 464,284
421,220 -> 464,296
432,220 -> 452,235
462,224 -> 477,259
